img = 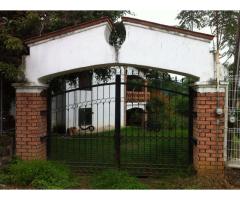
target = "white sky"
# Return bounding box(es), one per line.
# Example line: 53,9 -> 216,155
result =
127,10 -> 211,35
126,10 -> 234,65
1,0 -> 238,64
127,10 -> 180,26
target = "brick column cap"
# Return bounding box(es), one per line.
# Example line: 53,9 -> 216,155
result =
12,82 -> 48,93
192,82 -> 228,93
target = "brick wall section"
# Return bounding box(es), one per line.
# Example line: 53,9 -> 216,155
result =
193,92 -> 225,176
15,92 -> 47,160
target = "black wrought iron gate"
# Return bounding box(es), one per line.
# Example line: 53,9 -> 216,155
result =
47,67 -> 193,175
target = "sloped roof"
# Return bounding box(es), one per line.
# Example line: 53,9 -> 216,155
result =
24,17 -> 113,45
122,17 -> 214,41
24,16 -> 214,85
24,16 -> 214,45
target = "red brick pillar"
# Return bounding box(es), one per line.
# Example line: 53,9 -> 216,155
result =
13,83 -> 48,160
192,84 -> 227,176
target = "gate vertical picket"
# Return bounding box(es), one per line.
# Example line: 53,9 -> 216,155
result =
115,75 -> 121,168
47,88 -> 52,159
46,67 -> 193,175
188,86 -> 194,164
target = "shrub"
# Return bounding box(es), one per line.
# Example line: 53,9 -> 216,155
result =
91,169 -> 147,189
146,96 -> 169,130
0,172 -> 11,184
1,160 -> 78,189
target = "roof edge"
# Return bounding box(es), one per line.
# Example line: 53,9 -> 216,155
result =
122,17 -> 214,41
24,16 -> 114,45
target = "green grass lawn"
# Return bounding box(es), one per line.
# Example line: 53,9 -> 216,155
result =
48,127 -> 190,175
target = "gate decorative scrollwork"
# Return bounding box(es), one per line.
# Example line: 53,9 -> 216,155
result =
47,66 -> 193,175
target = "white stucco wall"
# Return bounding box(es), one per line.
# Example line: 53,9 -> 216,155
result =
63,70 -> 126,132
119,22 -> 214,82
25,22 -> 115,85
24,19 -> 215,85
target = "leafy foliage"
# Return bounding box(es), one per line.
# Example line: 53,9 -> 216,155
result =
109,21 -> 126,47
126,108 -> 144,126
0,160 -> 78,189
0,62 -> 23,81
127,75 -> 145,91
142,68 -> 190,130
0,11 -> 129,81
91,169 -> 147,189
146,96 -> 170,130
177,11 -> 240,66
0,11 -> 130,120
48,67 -> 117,95
146,92 -> 189,130
94,67 -> 115,83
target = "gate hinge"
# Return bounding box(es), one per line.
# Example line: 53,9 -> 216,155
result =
40,135 -> 47,143
190,137 -> 197,146
192,111 -> 197,118
40,110 -> 47,116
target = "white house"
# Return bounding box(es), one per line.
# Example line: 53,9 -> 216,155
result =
51,66 -> 152,134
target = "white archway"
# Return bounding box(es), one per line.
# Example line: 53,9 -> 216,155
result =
23,17 -> 216,86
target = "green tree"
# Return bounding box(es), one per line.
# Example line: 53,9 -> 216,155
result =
146,96 -> 167,131
177,11 -> 240,66
0,11 -> 129,81
0,11 -> 130,121
177,11 -> 240,109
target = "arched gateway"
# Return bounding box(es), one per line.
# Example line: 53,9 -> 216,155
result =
13,17 -> 228,176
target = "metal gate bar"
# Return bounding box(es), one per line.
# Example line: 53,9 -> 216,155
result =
115,75 -> 121,168
47,66 -> 193,175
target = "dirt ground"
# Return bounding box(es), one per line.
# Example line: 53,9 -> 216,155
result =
139,176 -> 237,189
1,171 -> 240,189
